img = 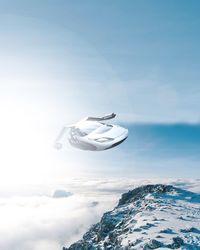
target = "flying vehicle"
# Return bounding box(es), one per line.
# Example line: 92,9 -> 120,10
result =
55,113 -> 128,151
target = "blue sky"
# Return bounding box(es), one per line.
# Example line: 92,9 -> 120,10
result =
1,0 -> 200,123
0,1 -> 200,183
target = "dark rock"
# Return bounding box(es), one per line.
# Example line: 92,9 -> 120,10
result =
180,227 -> 200,233
144,239 -> 162,249
118,184 -> 174,206
159,228 -> 176,234
167,237 -> 184,249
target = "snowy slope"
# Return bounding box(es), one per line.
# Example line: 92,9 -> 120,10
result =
64,184 -> 200,249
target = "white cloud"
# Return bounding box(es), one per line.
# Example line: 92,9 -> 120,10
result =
24,240 -> 61,250
0,192 -> 116,250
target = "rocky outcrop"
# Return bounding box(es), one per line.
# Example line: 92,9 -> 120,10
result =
118,184 -> 174,206
63,184 -> 200,250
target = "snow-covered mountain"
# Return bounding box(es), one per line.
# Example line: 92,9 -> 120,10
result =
64,184 -> 200,249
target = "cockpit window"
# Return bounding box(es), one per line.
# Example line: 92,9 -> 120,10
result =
71,123 -> 112,137
94,124 -> 113,134
80,123 -> 102,134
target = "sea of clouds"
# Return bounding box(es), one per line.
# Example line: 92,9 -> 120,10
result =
0,177 -> 199,250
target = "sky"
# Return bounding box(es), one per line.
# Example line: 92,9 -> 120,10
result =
1,2 -> 200,249
0,1 -> 200,185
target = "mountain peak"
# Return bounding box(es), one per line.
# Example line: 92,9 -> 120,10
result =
118,184 -> 174,206
64,184 -> 200,250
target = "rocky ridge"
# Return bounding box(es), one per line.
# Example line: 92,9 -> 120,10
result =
63,184 -> 200,249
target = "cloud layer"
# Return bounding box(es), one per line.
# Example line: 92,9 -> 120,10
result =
0,177 -> 199,250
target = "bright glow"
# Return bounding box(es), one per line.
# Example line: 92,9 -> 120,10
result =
0,97 -> 46,184
0,78 -> 79,185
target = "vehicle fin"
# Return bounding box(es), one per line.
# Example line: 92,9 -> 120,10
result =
54,126 -> 72,149
86,113 -> 116,121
